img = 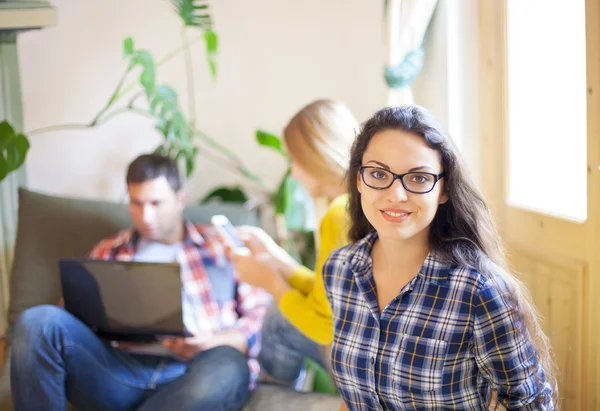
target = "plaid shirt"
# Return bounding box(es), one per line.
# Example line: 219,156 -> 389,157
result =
323,231 -> 554,410
88,222 -> 272,386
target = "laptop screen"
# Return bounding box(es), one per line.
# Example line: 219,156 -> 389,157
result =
59,259 -> 185,336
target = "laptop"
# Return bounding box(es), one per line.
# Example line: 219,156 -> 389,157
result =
59,258 -> 190,344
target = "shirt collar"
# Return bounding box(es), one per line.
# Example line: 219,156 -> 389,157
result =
109,229 -> 134,249
348,230 -> 451,282
117,220 -> 205,249
183,221 -> 205,246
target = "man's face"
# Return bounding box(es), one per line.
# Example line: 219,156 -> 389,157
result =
127,176 -> 185,243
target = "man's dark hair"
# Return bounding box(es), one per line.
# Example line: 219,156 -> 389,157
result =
126,154 -> 182,192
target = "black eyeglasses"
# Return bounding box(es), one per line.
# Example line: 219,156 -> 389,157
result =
359,166 -> 445,194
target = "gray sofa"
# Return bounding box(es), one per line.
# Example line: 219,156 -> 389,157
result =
0,188 -> 340,411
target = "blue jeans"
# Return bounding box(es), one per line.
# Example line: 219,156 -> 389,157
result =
258,304 -> 329,383
11,305 -> 250,411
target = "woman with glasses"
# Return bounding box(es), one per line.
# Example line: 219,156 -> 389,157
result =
229,99 -> 357,389
323,105 -> 557,410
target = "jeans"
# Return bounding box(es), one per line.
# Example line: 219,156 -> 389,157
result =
258,304 -> 329,383
11,305 -> 250,411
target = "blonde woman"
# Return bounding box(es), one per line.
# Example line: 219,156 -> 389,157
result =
230,99 -> 357,386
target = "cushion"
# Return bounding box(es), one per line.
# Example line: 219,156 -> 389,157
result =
245,385 -> 340,410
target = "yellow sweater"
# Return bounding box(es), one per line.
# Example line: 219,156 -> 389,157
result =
278,194 -> 349,345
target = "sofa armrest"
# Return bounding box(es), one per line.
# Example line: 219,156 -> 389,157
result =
0,356 -> 13,411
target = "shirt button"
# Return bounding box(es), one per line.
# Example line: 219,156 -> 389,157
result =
370,357 -> 375,365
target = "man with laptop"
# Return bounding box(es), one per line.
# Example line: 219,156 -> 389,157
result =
10,154 -> 272,411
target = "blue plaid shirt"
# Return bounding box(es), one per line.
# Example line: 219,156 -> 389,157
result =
323,231 -> 553,410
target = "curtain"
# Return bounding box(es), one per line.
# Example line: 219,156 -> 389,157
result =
0,31 -> 26,337
384,0 -> 438,106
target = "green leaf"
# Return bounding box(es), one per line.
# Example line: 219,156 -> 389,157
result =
126,49 -> 156,98
171,146 -> 196,177
123,37 -> 134,57
256,130 -> 286,157
0,121 -> 30,182
204,29 -> 218,53
272,169 -> 316,231
281,175 -> 316,232
170,0 -> 212,29
122,32 -> 200,183
121,39 -> 160,113
273,168 -> 290,215
148,83 -> 194,163
151,85 -> 178,115
201,185 -> 249,204
153,144 -> 167,156
204,29 -> 218,80
155,84 -> 178,101
206,60 -> 217,80
184,150 -> 195,177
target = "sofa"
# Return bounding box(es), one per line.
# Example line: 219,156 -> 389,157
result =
0,188 -> 340,411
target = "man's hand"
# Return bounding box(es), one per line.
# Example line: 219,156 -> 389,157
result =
161,335 -> 211,360
162,330 -> 248,360
109,340 -> 160,351
201,329 -> 248,354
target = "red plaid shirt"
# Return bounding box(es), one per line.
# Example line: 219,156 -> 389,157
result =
88,222 -> 272,386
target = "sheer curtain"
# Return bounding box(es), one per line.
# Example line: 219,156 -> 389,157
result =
384,0 -> 438,106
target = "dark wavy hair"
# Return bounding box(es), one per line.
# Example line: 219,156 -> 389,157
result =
126,154 -> 182,192
347,105 -> 558,406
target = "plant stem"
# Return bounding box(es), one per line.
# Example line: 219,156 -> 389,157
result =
30,31 -> 206,137
197,150 -> 271,195
30,34 -> 206,138
195,130 -> 272,191
90,68 -> 130,126
98,106 -> 154,122
127,106 -> 154,119
28,124 -> 91,136
181,26 -> 197,131
158,34 -> 204,65
126,91 -> 146,108
28,106 -> 153,136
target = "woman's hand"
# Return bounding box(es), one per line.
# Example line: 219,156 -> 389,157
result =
236,226 -> 301,278
230,250 -> 291,301
235,226 -> 276,255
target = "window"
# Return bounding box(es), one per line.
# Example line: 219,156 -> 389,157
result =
506,0 -> 587,222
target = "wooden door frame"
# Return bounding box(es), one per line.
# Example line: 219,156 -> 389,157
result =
479,0 -> 600,408
583,1 -> 600,407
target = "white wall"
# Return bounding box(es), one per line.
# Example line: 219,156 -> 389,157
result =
17,0 -> 481,202
18,0 -> 388,201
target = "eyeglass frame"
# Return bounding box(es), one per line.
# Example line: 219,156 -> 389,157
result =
359,166 -> 446,194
